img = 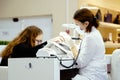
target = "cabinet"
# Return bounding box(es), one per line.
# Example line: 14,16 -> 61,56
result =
95,5 -> 120,54
99,22 -> 120,43
99,18 -> 120,54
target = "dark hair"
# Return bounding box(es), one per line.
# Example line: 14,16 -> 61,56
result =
73,8 -> 99,32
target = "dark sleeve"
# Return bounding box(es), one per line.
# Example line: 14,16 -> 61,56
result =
11,41 -> 48,58
33,41 -> 47,49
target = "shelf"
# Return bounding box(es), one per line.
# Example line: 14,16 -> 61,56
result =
80,6 -> 99,10
117,29 -> 120,31
105,42 -> 120,48
116,37 -> 120,38
99,22 -> 120,29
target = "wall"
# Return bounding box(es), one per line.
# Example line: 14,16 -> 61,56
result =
79,0 -> 120,11
0,0 -> 78,37
0,16 -> 52,41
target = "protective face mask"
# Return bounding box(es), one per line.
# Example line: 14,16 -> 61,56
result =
75,26 -> 85,35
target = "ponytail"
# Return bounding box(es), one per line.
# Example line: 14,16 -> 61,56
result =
93,16 -> 99,28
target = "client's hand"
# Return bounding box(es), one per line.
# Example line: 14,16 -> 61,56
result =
48,36 -> 65,43
59,32 -> 74,47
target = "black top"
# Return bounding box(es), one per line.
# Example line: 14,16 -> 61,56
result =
0,41 -> 47,66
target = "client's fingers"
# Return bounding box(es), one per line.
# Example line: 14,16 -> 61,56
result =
59,32 -> 71,42
48,36 -> 65,43
54,36 -> 65,43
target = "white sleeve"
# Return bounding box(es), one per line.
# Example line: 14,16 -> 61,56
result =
76,36 -> 96,68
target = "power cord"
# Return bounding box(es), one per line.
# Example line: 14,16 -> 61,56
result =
51,40 -> 83,68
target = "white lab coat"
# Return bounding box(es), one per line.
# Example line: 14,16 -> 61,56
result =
73,27 -> 108,80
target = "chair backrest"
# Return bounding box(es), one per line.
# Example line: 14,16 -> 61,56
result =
111,49 -> 120,80
0,66 -> 8,80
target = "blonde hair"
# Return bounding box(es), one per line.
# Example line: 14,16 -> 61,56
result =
1,25 -> 43,58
